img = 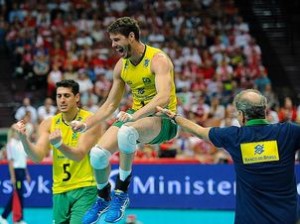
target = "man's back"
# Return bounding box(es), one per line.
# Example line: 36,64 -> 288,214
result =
209,121 -> 300,224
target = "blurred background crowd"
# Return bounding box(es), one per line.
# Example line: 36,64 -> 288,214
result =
0,0 -> 300,165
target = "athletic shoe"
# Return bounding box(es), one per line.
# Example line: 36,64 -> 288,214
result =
14,221 -> 27,224
82,197 -> 110,224
0,216 -> 8,224
105,190 -> 130,223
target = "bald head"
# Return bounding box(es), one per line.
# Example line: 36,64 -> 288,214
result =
233,89 -> 267,121
239,90 -> 266,106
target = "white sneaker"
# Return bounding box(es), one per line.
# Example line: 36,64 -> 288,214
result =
0,216 -> 8,224
14,221 -> 27,224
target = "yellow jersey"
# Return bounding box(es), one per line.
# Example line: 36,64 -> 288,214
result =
121,45 -> 177,112
50,109 -> 96,194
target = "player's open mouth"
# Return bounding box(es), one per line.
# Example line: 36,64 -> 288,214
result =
116,47 -> 125,56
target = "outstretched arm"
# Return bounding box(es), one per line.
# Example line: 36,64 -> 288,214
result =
49,121 -> 103,161
156,106 -> 212,141
72,59 -> 125,132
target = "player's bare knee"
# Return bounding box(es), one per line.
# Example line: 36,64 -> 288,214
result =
118,125 -> 139,154
89,145 -> 111,169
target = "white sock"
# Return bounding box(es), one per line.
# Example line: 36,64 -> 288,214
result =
119,168 -> 131,181
97,182 -> 109,191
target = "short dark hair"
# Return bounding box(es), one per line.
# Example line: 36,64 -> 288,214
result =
56,79 -> 79,96
233,89 -> 267,120
107,17 -> 140,40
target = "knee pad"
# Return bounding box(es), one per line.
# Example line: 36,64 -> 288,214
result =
89,145 -> 111,169
118,125 -> 139,154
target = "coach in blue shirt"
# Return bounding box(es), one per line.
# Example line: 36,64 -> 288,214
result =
157,89 -> 300,224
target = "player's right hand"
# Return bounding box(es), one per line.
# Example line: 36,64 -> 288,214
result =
70,120 -> 87,133
12,120 -> 27,137
156,106 -> 176,118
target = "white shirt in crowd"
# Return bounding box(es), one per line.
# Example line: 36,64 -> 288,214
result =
15,105 -> 38,124
6,137 -> 27,169
38,105 -> 57,121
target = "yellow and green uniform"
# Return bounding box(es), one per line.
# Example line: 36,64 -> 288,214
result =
51,109 -> 97,223
114,45 -> 178,143
51,109 -> 96,194
121,45 -> 177,112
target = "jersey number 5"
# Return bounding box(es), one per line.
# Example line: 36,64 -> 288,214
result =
63,163 -> 71,181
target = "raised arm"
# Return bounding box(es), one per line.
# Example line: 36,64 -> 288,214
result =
13,119 -> 52,163
156,106 -> 212,141
72,59 -> 125,132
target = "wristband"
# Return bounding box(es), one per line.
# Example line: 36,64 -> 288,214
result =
53,140 -> 63,148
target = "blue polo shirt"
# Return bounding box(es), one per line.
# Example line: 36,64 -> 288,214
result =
209,119 -> 300,224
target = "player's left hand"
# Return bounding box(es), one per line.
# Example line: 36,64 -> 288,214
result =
116,111 -> 133,122
70,120 -> 87,133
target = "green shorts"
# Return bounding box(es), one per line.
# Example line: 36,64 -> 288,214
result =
53,186 -> 97,224
113,109 -> 178,144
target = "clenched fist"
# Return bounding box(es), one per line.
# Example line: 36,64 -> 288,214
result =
12,120 -> 27,138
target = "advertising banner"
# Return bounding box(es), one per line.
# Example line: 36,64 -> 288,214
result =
1,163 -> 300,209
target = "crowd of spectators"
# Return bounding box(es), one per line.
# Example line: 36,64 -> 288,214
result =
1,0 -> 300,164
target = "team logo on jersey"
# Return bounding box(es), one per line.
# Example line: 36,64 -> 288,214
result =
241,140 -> 279,164
144,59 -> 150,67
142,77 -> 151,85
72,132 -> 78,140
254,144 -> 264,154
137,88 -> 145,94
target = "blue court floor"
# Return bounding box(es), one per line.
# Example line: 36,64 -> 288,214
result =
1,208 -> 235,224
